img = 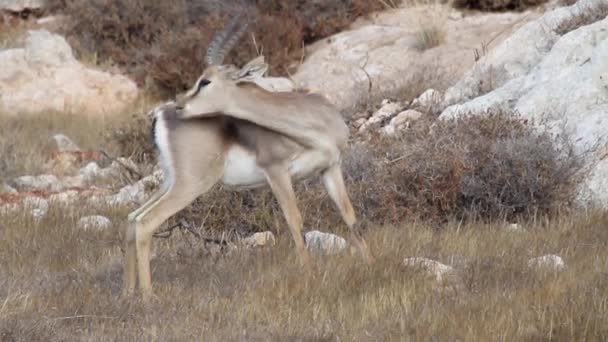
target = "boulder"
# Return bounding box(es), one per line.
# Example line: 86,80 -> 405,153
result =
292,5 -> 538,117
0,30 -> 138,116
439,0 -> 608,206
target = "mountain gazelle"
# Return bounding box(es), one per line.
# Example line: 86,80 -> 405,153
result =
124,10 -> 374,299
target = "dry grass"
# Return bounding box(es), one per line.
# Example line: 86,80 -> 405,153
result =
555,1 -> 608,35
414,24 -> 446,51
1,205 -> 607,340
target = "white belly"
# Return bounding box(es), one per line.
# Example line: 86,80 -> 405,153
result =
221,146 -> 330,189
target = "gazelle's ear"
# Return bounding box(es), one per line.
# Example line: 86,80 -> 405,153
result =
234,55 -> 268,82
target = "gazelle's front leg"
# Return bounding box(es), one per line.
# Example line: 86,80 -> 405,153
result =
124,185 -> 170,296
263,166 -> 311,268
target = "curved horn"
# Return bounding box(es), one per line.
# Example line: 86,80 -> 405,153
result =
205,5 -> 253,66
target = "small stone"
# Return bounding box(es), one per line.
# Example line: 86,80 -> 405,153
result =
358,100 -> 407,133
403,257 -> 455,282
242,231 -> 276,248
352,117 -> 368,129
449,11 -> 463,20
527,254 -> 565,271
505,223 -> 524,232
381,109 -> 423,136
305,230 -> 347,255
411,89 -> 443,111
52,134 -> 80,152
13,174 -> 62,192
78,215 -> 112,230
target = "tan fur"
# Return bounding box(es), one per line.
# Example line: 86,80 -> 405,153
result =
124,105 -> 374,299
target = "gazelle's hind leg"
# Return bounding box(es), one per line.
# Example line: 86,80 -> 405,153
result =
263,166 -> 312,269
322,164 -> 374,264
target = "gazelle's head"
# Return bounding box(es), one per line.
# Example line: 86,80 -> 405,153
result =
176,6 -> 267,117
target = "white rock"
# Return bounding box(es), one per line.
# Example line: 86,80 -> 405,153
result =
98,170 -> 161,207
0,30 -> 138,116
13,174 -> 62,192
52,134 -> 80,152
358,100 -> 406,133
293,5 -> 537,116
79,162 -> 102,181
439,0 -> 608,206
505,223 -> 525,232
0,0 -> 45,12
305,230 -> 347,255
403,257 -> 455,282
242,231 -> 276,248
527,254 -> 566,271
22,196 -> 49,220
105,182 -> 146,207
78,215 -> 112,230
381,109 -> 423,135
411,89 -> 443,111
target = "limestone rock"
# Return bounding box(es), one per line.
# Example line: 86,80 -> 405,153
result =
13,174 -> 62,192
52,134 -> 80,152
358,99 -> 406,133
78,215 -> 112,230
305,230 -> 347,255
292,5 -> 537,116
411,89 -> 443,112
242,231 -> 276,248
0,0 -> 44,12
527,254 -> 566,271
381,109 -> 423,136
439,0 -> 608,206
0,30 -> 138,116
403,257 -> 455,282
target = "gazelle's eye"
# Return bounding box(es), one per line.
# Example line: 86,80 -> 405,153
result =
197,79 -> 211,91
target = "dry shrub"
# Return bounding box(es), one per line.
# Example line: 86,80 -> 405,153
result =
378,110 -> 587,222
452,0 -> 548,11
47,0 -> 385,97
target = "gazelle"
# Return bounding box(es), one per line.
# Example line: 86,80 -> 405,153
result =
124,10 -> 374,299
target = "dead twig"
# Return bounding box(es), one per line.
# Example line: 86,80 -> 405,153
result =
153,219 -> 229,245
